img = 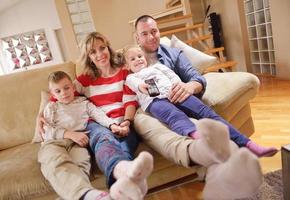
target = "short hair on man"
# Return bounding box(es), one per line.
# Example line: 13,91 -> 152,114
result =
134,15 -> 155,30
48,71 -> 72,84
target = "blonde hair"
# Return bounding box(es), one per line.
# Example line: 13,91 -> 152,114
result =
122,44 -> 143,63
78,32 -> 122,79
48,71 -> 72,85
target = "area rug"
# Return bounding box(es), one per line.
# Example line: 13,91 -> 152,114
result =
240,169 -> 283,200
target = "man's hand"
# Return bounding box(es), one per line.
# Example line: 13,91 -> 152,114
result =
64,130 -> 90,147
169,81 -> 202,103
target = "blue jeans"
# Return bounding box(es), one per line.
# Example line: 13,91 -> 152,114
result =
146,97 -> 250,147
87,121 -> 139,187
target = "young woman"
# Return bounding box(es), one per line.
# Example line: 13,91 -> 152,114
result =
75,32 -> 153,200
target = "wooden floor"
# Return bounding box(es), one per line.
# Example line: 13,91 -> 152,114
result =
145,76 -> 290,200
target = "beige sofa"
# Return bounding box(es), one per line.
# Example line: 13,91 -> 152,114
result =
0,61 -> 259,200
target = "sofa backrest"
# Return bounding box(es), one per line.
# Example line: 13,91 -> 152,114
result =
0,62 -> 76,150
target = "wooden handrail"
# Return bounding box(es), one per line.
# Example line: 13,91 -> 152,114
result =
185,34 -> 212,45
129,5 -> 183,25
204,61 -> 237,73
204,47 -> 225,54
166,0 -> 181,8
157,14 -> 193,24
160,23 -> 204,36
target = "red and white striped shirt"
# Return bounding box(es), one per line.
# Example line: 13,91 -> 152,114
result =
74,68 -> 138,124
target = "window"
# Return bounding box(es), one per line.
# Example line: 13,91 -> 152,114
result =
0,29 -> 53,75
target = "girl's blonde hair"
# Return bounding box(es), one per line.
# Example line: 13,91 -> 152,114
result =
78,32 -> 122,79
122,44 -> 142,63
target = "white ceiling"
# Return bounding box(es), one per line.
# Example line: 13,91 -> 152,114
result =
0,0 -> 23,13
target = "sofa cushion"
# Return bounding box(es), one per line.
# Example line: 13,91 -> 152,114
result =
170,35 -> 217,74
32,91 -> 50,143
0,143 -> 53,199
0,62 -> 76,150
202,72 -> 260,121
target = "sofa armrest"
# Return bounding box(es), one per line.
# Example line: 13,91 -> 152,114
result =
201,72 -> 260,120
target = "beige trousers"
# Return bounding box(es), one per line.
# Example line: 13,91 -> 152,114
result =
38,139 -> 93,200
134,109 -> 196,168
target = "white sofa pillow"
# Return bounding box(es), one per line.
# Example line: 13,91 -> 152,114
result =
170,35 -> 217,74
160,36 -> 171,47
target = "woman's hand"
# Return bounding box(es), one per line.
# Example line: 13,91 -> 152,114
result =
37,114 -> 47,141
64,130 -> 90,147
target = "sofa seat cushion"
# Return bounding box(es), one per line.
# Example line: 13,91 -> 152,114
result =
202,72 -> 260,121
0,143 -> 53,200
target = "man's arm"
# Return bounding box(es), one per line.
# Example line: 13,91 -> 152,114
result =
174,51 -> 206,93
169,50 -> 206,103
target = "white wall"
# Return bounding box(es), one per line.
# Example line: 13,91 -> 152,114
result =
270,0 -> 290,79
0,0 -> 63,70
88,0 -> 166,49
206,0 -> 248,72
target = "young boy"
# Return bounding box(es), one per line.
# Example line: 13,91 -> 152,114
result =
39,71 -> 154,200
124,45 -> 278,158
38,71 -> 117,200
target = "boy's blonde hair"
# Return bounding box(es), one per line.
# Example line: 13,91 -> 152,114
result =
48,71 -> 72,85
78,32 -> 123,79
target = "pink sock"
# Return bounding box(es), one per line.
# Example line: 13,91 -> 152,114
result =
189,131 -> 200,139
246,141 -> 278,157
84,190 -> 111,200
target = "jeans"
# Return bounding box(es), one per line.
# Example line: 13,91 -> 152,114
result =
87,121 -> 139,187
146,96 -> 250,147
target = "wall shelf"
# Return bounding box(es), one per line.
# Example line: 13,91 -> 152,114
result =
244,0 -> 276,76
65,0 -> 95,43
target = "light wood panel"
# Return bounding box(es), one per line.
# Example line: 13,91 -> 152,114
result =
145,76 -> 290,199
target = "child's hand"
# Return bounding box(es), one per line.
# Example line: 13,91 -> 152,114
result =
110,124 -> 129,137
119,120 -> 130,136
110,124 -> 121,134
64,130 -> 89,147
138,83 -> 149,95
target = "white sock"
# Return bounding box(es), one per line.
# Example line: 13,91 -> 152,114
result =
84,189 -> 111,200
110,177 -> 143,200
113,151 -> 153,197
138,179 -> 148,196
203,148 -> 263,199
188,119 -> 231,166
127,151 -> 154,183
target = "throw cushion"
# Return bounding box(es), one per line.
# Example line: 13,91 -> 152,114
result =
160,36 -> 171,47
170,35 -> 217,74
31,91 -> 50,143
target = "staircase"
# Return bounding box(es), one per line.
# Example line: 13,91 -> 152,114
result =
129,0 -> 236,73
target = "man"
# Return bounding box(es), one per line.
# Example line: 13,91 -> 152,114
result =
135,15 -> 206,103
133,15 -> 263,199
